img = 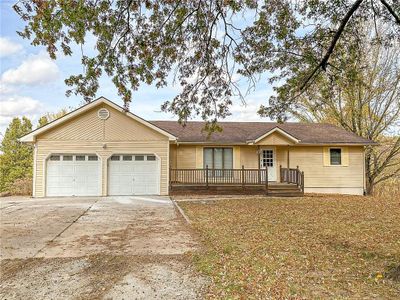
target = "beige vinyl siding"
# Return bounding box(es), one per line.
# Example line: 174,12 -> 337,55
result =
39,104 -> 166,141
176,145 -> 197,169
195,146 -> 203,168
172,144 -> 364,195
256,131 -> 295,145
239,146 -> 258,168
170,144 -> 177,169
276,146 -> 288,170
34,103 -> 169,197
288,146 -> 364,194
233,146 -> 241,169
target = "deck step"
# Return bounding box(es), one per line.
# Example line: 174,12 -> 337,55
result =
268,185 -> 300,190
268,191 -> 303,196
267,184 -> 303,197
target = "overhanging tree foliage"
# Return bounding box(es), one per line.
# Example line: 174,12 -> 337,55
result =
0,117 -> 33,192
14,0 -> 400,124
291,25 -> 400,194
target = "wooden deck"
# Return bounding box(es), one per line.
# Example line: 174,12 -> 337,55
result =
169,167 -> 304,197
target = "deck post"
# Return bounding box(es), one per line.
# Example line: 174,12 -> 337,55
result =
169,166 -> 172,191
301,171 -> 305,194
279,165 -> 282,182
205,165 -> 209,189
265,167 -> 268,195
296,166 -> 300,187
257,147 -> 261,183
241,165 -> 245,189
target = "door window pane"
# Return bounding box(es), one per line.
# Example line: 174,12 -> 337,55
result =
262,150 -> 274,167
88,155 -> 98,161
111,155 -> 120,161
147,155 -> 156,161
63,155 -> 73,161
76,155 -> 86,161
330,148 -> 342,165
123,155 -> 132,161
135,155 -> 144,161
50,155 -> 60,161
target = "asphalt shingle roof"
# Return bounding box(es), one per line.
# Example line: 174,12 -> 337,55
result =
150,121 -> 376,145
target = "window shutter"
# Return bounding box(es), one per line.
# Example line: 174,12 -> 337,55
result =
342,147 -> 349,166
323,147 -> 330,166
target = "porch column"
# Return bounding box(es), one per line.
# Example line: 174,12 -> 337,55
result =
257,146 -> 261,183
287,145 -> 290,169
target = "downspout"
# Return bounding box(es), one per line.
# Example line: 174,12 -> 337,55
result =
257,145 -> 261,183
176,143 -> 179,168
32,142 -> 37,197
287,145 -> 290,169
363,146 -> 366,195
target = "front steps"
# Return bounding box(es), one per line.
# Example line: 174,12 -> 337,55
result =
267,183 -> 304,197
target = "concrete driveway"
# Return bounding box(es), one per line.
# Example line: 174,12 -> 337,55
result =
0,196 -> 207,299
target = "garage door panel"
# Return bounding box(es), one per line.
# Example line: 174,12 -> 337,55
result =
108,154 -> 159,196
46,154 -> 101,197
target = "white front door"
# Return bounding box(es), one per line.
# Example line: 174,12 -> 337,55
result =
108,154 -> 160,195
260,149 -> 276,181
46,154 -> 101,196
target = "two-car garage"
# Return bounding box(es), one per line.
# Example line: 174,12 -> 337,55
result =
21,97 -> 174,197
46,153 -> 160,197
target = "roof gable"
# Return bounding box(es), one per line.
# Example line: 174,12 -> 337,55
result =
20,97 -> 176,142
252,127 -> 299,145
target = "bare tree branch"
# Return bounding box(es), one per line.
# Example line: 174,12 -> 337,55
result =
300,0 -> 365,91
380,0 -> 400,24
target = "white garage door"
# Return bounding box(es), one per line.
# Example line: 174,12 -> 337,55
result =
108,154 -> 159,195
46,154 -> 101,197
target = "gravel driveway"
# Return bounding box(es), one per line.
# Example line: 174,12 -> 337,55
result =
0,196 -> 207,299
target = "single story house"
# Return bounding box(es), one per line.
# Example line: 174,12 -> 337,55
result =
21,97 -> 376,197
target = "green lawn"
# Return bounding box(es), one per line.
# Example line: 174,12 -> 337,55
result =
179,195 -> 400,299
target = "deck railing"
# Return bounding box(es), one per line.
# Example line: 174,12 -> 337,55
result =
169,165 -> 305,195
280,165 -> 305,193
170,165 -> 269,190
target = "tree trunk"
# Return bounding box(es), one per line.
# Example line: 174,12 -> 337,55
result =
365,176 -> 375,196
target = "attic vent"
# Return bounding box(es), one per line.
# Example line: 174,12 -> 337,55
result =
98,108 -> 110,120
